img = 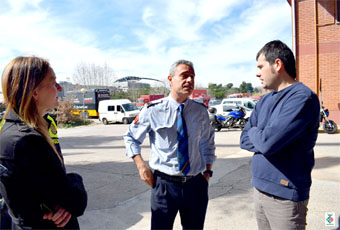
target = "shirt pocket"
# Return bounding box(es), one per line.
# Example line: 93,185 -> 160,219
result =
154,126 -> 177,150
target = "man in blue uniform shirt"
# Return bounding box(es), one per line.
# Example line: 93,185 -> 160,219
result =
124,59 -> 216,230
240,40 -> 320,230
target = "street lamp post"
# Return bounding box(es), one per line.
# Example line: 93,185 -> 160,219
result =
80,88 -> 87,124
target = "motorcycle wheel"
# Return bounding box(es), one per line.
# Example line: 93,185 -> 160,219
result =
239,120 -> 246,130
323,120 -> 338,134
211,122 -> 222,132
225,117 -> 233,128
214,123 -> 222,132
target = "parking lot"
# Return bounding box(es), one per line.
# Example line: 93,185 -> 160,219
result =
59,122 -> 340,230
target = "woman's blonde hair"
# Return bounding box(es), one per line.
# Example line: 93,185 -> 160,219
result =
1,56 -> 60,159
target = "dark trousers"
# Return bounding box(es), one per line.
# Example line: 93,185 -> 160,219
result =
0,198 -> 12,230
151,172 -> 209,230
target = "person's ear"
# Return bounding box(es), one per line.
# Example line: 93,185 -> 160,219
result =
168,75 -> 173,85
32,89 -> 39,101
274,58 -> 283,72
275,58 -> 284,71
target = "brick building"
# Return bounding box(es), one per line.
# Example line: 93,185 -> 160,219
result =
287,0 -> 340,124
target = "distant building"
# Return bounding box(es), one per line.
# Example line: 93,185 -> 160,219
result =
116,81 -> 150,92
287,0 -> 340,124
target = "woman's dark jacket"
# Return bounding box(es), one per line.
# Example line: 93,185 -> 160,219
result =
0,110 -> 87,229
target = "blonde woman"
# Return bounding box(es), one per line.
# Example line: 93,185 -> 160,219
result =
0,56 -> 87,229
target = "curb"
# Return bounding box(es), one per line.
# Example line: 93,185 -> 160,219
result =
318,129 -> 340,133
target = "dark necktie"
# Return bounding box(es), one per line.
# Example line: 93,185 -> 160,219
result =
177,104 -> 190,175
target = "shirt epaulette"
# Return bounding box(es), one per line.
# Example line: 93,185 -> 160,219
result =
147,100 -> 163,108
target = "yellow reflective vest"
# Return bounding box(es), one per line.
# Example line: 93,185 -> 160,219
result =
46,114 -> 59,145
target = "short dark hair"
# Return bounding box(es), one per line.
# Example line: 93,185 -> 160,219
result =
256,40 -> 296,79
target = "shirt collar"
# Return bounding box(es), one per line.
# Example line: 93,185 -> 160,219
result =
168,95 -> 190,111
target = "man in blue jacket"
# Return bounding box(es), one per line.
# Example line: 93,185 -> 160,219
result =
240,40 -> 320,230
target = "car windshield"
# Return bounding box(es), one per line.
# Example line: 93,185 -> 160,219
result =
122,103 -> 138,112
209,100 -> 222,106
244,101 -> 255,109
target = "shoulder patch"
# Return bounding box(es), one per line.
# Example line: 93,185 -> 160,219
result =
133,114 -> 139,124
147,100 -> 163,108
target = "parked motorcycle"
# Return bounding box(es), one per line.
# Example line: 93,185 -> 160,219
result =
320,106 -> 338,134
208,107 -> 223,132
223,106 -> 248,130
208,106 -> 248,132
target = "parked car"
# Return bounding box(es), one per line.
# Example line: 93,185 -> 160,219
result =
0,111 -> 4,120
221,98 -> 256,111
208,99 -> 222,107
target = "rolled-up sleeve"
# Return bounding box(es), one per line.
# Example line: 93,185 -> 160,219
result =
124,108 -> 150,158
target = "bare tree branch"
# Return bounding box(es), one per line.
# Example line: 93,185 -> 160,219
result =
73,62 -> 116,87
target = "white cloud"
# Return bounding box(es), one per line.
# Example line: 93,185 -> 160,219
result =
0,0 -> 292,91
124,0 -> 292,87
7,0 -> 43,12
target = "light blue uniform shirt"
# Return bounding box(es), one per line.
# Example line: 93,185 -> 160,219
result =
124,96 -> 216,176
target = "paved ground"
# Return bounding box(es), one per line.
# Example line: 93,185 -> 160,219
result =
58,122 -> 340,230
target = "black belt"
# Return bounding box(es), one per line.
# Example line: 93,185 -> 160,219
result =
154,170 -> 201,183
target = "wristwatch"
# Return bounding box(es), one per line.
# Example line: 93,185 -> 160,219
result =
203,170 -> 213,177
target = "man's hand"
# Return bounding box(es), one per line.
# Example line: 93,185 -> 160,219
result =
43,205 -> 72,228
203,164 -> 213,183
202,172 -> 210,182
138,164 -> 154,187
133,154 -> 154,188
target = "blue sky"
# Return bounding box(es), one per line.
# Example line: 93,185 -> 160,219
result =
0,0 -> 292,88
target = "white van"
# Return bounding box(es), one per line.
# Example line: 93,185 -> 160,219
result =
98,99 -> 140,125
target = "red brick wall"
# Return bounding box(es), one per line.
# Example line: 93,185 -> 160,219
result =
295,0 -> 340,124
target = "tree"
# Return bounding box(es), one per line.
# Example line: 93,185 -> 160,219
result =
227,87 -> 240,95
226,83 -> 233,89
239,81 -> 254,94
254,86 -> 262,94
239,81 -> 247,93
246,83 -> 254,94
73,62 -> 115,87
208,83 -> 217,97
55,96 -> 82,126
137,86 -> 151,96
111,91 -> 132,101
208,83 -> 226,99
150,86 -> 170,95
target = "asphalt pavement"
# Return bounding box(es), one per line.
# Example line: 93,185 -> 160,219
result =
58,122 -> 340,230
